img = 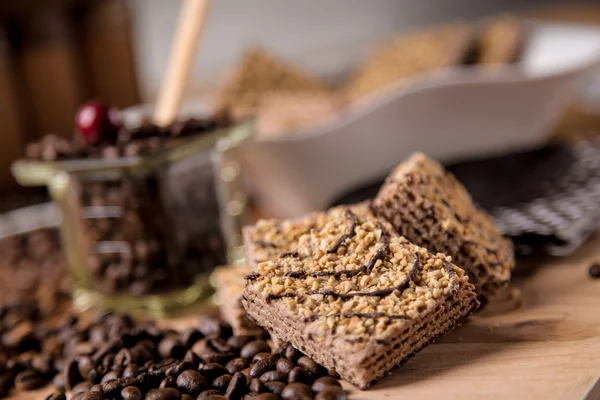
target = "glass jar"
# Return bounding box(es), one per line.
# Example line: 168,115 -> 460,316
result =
11,122 -> 251,316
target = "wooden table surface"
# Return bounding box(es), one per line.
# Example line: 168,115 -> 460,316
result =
15,234 -> 600,400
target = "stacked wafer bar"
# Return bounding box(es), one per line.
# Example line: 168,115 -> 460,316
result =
242,204 -> 479,389
373,153 -> 515,301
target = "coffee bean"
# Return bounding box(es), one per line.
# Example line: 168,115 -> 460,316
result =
145,387 -> 182,400
102,377 -> 137,396
281,383 -> 313,400
264,381 -> 286,395
182,350 -> 200,366
226,336 -> 253,351
315,386 -> 347,400
121,385 -> 142,400
165,361 -> 194,378
225,358 -> 248,375
287,367 -> 310,384
225,372 -> 248,400
249,378 -> 264,393
176,369 -> 205,396
161,376 -> 177,389
52,372 -> 66,390
327,369 -> 339,379
213,374 -> 232,391
250,355 -> 277,378
260,371 -> 286,383
114,348 -> 133,366
199,316 -> 232,339
64,359 -> 82,390
276,358 -> 294,375
201,363 -> 229,381
252,353 -> 272,364
209,338 -> 233,353
284,346 -> 298,363
311,377 -> 341,392
71,393 -> 86,400
78,356 -> 94,379
45,392 -> 67,400
254,394 -> 279,400
197,389 -> 224,399
122,364 -> 138,379
31,353 -> 52,375
14,369 -> 45,391
297,357 -> 321,375
239,368 -> 251,380
589,263 -> 600,278
206,396 -> 227,400
72,381 -> 94,394
159,336 -> 186,359
240,341 -> 271,360
180,329 -> 204,348
181,395 -> 194,400
100,370 -> 120,383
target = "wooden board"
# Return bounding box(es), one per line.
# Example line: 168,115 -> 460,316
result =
13,234 -> 600,400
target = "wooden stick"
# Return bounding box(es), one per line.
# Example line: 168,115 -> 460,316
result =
153,0 -> 210,127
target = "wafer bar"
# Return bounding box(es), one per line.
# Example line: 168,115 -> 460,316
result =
242,205 -> 478,389
345,24 -> 473,102
373,153 -> 515,301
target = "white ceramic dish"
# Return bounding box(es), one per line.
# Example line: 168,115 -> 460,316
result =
234,21 -> 600,217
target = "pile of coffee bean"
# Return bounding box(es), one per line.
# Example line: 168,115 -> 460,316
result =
1,309 -> 347,400
0,228 -> 70,309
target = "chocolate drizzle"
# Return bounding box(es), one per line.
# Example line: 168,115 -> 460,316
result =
280,251 -> 299,258
326,210 -> 358,253
305,253 -> 420,299
265,292 -> 297,303
442,260 -> 458,292
244,272 -> 259,281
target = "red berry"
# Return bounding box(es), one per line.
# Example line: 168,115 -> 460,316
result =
75,101 -> 121,145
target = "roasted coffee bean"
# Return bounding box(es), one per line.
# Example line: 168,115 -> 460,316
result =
249,378 -> 265,393
311,377 -> 342,392
122,364 -> 139,379
315,386 -> 347,400
287,367 -> 310,384
209,338 -> 233,353
281,383 -> 313,400
284,346 -> 299,363
252,353 -> 272,364
240,341 -> 271,360
239,368 -> 252,380
14,369 -> 45,391
253,394 -> 279,400
91,339 -> 123,364
78,356 -> 94,379
2,321 -> 34,348
45,392 -> 67,400
65,359 -> 83,390
100,370 -> 120,383
145,387 -> 182,400
161,376 -> 177,389
71,393 -> 86,400
176,369 -> 205,396
90,384 -> 103,392
264,381 -> 286,395
226,335 -> 253,351
114,348 -> 133,366
181,395 -> 194,400
276,359 -> 294,375
159,336 -> 186,359
260,371 -> 286,383
296,357 -> 321,375
250,355 -> 277,378
212,374 -> 232,391
589,263 -> 600,278
225,358 -> 248,375
201,363 -> 229,381
199,316 -> 232,339
182,350 -> 200,366
102,377 -> 137,396
225,372 -> 248,400
52,372 -> 66,390
31,353 -> 53,375
180,329 -> 203,348
121,385 -> 143,400
206,396 -> 227,400
197,389 -> 224,399
72,381 -> 94,394
165,361 -> 194,378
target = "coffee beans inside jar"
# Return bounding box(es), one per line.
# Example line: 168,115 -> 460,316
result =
24,108 -> 233,296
